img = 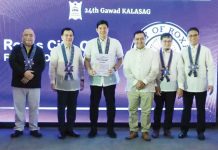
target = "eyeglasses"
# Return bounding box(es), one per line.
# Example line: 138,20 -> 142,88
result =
188,34 -> 198,38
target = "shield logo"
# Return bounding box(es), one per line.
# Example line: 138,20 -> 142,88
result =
69,1 -> 82,20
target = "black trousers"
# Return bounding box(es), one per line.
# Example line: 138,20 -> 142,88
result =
57,90 -> 79,133
153,91 -> 176,130
180,91 -> 207,133
89,85 -> 116,131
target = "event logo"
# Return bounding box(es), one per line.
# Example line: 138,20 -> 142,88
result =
69,1 -> 82,20
133,22 -> 189,52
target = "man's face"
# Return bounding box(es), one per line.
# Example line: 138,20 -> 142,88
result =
22,29 -> 35,47
134,33 -> 146,49
161,37 -> 172,50
61,30 -> 74,46
96,24 -> 109,39
188,30 -> 199,46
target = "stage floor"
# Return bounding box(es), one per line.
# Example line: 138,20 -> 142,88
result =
0,127 -> 217,150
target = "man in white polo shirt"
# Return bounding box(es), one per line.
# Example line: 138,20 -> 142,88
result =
84,20 -> 123,138
152,33 -> 183,138
178,27 -> 214,140
123,31 -> 159,141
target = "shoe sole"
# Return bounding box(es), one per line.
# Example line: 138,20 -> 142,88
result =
125,135 -> 138,140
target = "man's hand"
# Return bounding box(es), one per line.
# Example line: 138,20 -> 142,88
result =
88,69 -> 96,76
136,80 -> 146,90
21,77 -> 29,84
108,69 -> 113,75
155,87 -> 161,96
176,88 -> 183,99
208,85 -> 213,95
109,65 -> 118,75
24,70 -> 34,80
51,83 -> 56,91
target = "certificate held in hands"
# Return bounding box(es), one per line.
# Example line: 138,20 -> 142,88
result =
94,54 -> 110,76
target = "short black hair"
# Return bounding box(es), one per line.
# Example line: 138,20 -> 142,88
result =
61,27 -> 74,35
160,33 -> 173,40
187,27 -> 199,34
133,30 -> 146,38
96,20 -> 109,28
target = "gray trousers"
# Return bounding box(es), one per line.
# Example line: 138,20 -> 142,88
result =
12,87 -> 40,131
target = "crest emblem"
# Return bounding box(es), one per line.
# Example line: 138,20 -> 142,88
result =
69,1 -> 82,20
132,22 -> 188,52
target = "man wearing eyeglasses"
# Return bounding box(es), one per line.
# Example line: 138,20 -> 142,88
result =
178,27 -> 214,140
152,33 -> 183,139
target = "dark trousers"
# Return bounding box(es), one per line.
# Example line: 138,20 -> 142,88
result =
180,91 -> 207,133
89,85 -> 116,131
57,90 -> 79,133
153,91 -> 176,130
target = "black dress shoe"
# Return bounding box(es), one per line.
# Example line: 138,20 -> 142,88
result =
66,131 -> 80,138
88,129 -> 97,138
164,130 -> 173,138
107,130 -> 117,138
58,132 -> 66,139
30,130 -> 42,138
178,131 -> 187,139
11,130 -> 23,138
198,132 -> 205,140
151,130 -> 159,138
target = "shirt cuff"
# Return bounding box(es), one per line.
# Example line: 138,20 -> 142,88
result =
178,82 -> 184,90
208,80 -> 214,87
132,79 -> 138,87
142,79 -> 148,85
50,80 -> 55,84
154,82 -> 158,87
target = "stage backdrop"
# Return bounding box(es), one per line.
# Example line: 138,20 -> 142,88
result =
0,0 -> 217,123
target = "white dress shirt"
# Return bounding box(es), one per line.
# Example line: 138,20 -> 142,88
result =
156,49 -> 183,92
180,44 -> 214,92
84,37 -> 124,87
49,44 -> 84,91
123,47 -> 159,92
